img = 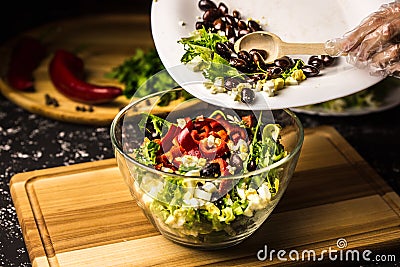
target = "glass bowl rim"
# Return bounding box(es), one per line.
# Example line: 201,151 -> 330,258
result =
110,89 -> 304,180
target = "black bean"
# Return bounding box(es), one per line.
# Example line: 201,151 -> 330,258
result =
215,42 -> 232,60
237,20 -> 247,30
224,77 -> 242,91
321,55 -> 335,66
301,65 -> 320,77
230,154 -> 243,173
218,2 -> 228,15
267,66 -> 283,79
237,50 -> 254,65
249,49 -> 268,61
213,18 -> 225,31
274,56 -> 294,69
308,57 -> 323,69
225,25 -> 236,40
248,20 -> 262,32
200,162 -> 221,177
198,0 -> 217,11
241,87 -> 255,104
251,51 -> 266,70
232,10 -> 241,19
203,8 -> 220,22
229,58 -> 250,72
224,14 -> 237,28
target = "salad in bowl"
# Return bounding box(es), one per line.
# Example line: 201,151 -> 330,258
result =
111,86 -> 303,249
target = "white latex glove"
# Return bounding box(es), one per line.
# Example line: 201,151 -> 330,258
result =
325,1 -> 400,78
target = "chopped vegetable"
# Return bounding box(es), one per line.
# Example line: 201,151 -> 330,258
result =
130,109 -> 287,239
177,1 -> 337,104
178,27 -> 229,64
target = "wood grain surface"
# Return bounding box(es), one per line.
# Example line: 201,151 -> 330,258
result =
10,126 -> 400,266
0,15 -> 154,126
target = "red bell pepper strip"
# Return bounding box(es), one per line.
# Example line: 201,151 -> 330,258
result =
199,139 -> 229,160
48,49 -> 122,104
6,36 -> 46,91
190,129 -> 201,143
177,127 -> 198,152
160,124 -> 181,152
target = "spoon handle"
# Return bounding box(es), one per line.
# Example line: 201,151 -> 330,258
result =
280,42 -> 327,56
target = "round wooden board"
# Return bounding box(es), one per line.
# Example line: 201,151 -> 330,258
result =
0,14 -> 156,126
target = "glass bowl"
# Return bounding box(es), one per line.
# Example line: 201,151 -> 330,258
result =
110,88 -> 304,249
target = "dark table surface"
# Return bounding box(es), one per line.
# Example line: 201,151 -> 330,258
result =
0,1 -> 399,266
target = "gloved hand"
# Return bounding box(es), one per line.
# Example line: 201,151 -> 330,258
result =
325,1 -> 400,78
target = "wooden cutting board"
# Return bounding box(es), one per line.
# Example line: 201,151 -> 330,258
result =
10,126 -> 400,267
0,15 -> 154,126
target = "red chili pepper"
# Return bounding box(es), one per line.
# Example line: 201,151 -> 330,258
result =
6,36 -> 46,91
49,49 -> 122,104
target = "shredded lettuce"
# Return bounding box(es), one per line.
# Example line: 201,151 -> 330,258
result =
138,113 -> 173,136
178,27 -> 229,63
132,138 -> 160,166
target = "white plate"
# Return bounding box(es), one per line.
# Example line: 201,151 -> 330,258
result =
290,77 -> 400,116
151,0 -> 387,110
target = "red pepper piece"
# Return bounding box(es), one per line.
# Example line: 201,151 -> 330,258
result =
49,49 -> 122,104
199,139 -> 229,160
209,119 -> 223,131
184,119 -> 194,131
241,114 -> 256,128
160,124 -> 181,152
177,127 -> 198,152
164,145 -> 183,167
6,36 -> 46,91
190,129 -> 201,144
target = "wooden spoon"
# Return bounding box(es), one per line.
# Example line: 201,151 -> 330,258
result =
234,31 -> 329,63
